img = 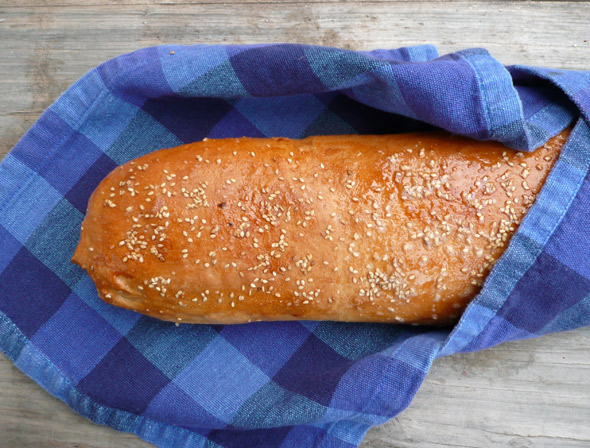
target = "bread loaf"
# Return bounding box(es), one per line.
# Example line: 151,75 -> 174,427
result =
72,131 -> 568,325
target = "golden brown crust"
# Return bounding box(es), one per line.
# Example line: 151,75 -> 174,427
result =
72,131 -> 568,325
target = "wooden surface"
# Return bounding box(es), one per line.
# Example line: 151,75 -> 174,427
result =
1,1 -> 589,447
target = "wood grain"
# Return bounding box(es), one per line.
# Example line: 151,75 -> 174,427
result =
1,1 -> 589,447
364,327 -> 590,448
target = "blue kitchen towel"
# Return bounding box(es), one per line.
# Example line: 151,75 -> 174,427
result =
1,43 -> 589,448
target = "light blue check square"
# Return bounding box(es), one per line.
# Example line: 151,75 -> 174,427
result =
0,155 -> 63,243
105,109 -> 182,165
304,47 -> 388,90
235,95 -> 326,138
159,44 -> 231,93
179,60 -> 249,98
25,198 -> 85,288
520,159 -> 585,246
316,420 -> 370,446
173,335 -> 270,422
389,334 -> 443,372
438,303 -> 497,357
76,91 -> 141,151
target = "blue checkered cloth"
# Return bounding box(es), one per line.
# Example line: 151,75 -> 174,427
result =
1,44 -> 589,447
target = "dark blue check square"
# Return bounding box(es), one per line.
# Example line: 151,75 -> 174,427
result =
546,174 -> 590,278
497,251 -> 590,333
207,108 -> 265,139
0,247 -> 70,338
229,44 -> 326,96
273,334 -> 353,406
142,96 -> 233,143
206,426 -> 292,448
77,338 -> 171,414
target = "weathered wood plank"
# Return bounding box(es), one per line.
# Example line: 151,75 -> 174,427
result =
1,2 -> 589,447
363,327 -> 590,448
6,0 -> 590,6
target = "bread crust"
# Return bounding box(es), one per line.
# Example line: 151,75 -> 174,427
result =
72,131 -> 568,325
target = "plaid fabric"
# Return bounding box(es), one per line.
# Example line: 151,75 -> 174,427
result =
0,44 -> 589,448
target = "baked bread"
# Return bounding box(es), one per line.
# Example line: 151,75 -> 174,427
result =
72,131 -> 567,325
